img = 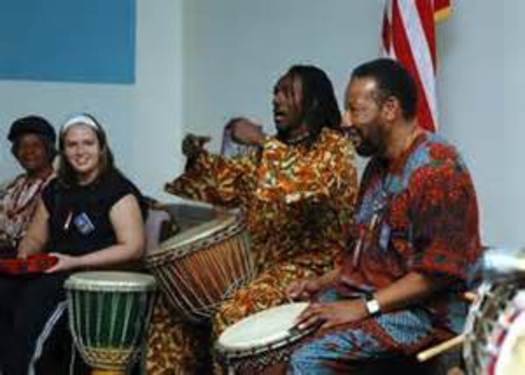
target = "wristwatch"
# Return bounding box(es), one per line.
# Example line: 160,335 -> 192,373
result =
363,294 -> 381,317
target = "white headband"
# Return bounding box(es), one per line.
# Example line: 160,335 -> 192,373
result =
61,114 -> 99,133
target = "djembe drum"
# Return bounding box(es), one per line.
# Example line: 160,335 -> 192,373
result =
65,271 -> 156,375
463,282 -> 525,375
462,247 -> 525,375
145,211 -> 254,323
215,303 -> 316,374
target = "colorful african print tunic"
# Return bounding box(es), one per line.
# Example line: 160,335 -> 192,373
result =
0,173 -> 53,256
289,132 -> 482,374
146,128 -> 358,374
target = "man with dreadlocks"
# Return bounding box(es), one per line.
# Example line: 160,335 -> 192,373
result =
146,65 -> 358,373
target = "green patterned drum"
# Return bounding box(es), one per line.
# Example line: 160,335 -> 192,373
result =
65,271 -> 156,371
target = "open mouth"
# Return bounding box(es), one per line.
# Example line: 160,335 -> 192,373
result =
273,109 -> 286,123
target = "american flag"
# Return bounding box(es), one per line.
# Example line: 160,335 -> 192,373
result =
381,0 -> 451,131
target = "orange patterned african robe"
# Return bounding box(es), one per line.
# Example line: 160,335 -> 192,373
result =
147,128 -> 358,374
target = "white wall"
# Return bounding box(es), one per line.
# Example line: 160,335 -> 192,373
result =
182,0 -> 383,152
436,1 -> 520,247
0,1 -> 522,247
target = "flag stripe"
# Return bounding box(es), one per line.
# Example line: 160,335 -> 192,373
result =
414,0 -> 436,69
390,0 -> 435,130
380,0 -> 448,131
397,0 -> 438,125
382,7 -> 391,53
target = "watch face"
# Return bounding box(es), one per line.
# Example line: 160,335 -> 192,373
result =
366,299 -> 381,315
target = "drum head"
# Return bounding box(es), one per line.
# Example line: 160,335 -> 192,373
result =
464,283 -> 525,375
153,213 -> 238,255
494,291 -> 525,375
217,303 -> 309,352
65,271 -> 156,292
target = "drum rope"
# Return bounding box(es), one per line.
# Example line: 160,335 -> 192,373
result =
108,292 -> 121,347
156,268 -> 198,320
96,291 -> 103,347
227,239 -> 243,284
194,247 -> 225,301
160,263 -> 210,321
145,214 -> 255,322
237,234 -> 255,282
133,292 -> 155,356
128,293 -> 154,369
68,291 -> 84,352
120,292 -> 135,349
171,260 -> 214,319
202,243 -> 233,297
84,291 -> 92,349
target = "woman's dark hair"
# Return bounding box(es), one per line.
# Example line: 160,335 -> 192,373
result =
286,65 -> 342,141
57,114 -> 116,187
351,58 -> 418,120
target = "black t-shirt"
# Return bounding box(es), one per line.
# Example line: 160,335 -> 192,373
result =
41,170 -> 146,256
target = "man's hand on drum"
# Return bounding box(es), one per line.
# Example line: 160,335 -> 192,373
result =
286,277 -> 323,301
228,117 -> 265,146
182,134 -> 210,160
45,253 -> 80,273
295,299 -> 368,331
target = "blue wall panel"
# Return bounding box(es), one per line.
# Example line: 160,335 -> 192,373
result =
0,0 -> 136,84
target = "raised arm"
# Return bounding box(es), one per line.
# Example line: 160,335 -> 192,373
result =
165,134 -> 258,207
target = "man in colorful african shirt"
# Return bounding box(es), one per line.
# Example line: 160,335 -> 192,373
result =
146,65 -> 358,374
0,116 -> 56,258
287,59 -> 482,374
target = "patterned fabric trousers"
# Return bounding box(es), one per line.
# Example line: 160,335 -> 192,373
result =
288,288 -> 436,374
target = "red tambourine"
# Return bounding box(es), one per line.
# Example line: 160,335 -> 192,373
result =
0,253 -> 59,275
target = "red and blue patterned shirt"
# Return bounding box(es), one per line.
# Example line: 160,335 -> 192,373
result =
338,131 -> 482,335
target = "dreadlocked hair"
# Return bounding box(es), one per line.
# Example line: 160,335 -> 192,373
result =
287,65 -> 342,142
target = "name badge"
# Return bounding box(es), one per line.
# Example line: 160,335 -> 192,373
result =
73,212 -> 95,235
